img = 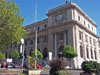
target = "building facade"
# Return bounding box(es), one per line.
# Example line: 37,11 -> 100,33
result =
7,2 -> 100,68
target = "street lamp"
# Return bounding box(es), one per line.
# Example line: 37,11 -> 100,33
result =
20,38 -> 24,72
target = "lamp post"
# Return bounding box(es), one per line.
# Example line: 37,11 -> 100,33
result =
20,38 -> 24,72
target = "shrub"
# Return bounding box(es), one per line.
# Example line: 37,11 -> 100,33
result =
20,73 -> 27,75
81,61 -> 100,74
56,70 -> 71,75
50,58 -> 67,71
50,58 -> 67,75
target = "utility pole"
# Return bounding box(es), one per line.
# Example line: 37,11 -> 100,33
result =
35,0 -> 37,69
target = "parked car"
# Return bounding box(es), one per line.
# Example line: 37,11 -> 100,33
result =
12,64 -> 20,68
7,63 -> 13,68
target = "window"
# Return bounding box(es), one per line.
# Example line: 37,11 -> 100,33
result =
88,24 -> 90,28
60,33 -> 63,40
85,35 -> 88,42
90,37 -> 91,44
94,50 -> 97,59
37,38 -> 39,44
44,25 -> 47,28
90,48 -> 93,59
43,48 -> 48,60
30,40 -> 33,45
92,27 -> 93,31
86,47 -> 89,58
79,31 -> 82,40
80,45 -> 83,58
37,27 -> 40,30
44,36 -> 47,42
25,40 -> 27,46
84,21 -> 85,25
78,16 -> 80,21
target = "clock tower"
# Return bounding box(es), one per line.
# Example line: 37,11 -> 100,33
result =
46,2 -> 73,27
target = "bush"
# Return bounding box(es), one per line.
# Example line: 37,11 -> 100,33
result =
50,58 -> 67,75
56,70 -> 71,75
20,73 -> 27,75
50,58 -> 67,71
81,61 -> 100,74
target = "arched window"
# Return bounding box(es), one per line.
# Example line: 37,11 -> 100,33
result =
86,47 -> 89,58
80,45 -> 83,58
58,46 -> 64,58
90,48 -> 93,59
24,50 -> 27,58
43,48 -> 48,59
29,49 -> 33,56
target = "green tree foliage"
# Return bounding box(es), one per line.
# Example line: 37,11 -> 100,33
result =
27,55 -> 35,69
0,0 -> 28,51
81,61 -> 100,74
10,49 -> 20,59
63,45 -> 78,68
0,52 -> 5,60
31,49 -> 43,60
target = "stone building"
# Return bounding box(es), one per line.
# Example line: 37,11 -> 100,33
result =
8,2 -> 100,68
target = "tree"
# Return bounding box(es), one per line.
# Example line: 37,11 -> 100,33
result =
0,0 -> 28,52
31,49 -> 43,60
27,55 -> 35,69
10,49 -> 20,59
0,52 -> 5,60
63,45 -> 78,68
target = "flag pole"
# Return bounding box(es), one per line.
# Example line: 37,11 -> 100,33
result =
35,0 -> 37,69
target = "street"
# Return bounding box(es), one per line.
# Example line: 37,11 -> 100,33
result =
0,68 -> 83,75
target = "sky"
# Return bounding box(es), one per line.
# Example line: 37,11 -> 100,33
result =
9,0 -> 100,36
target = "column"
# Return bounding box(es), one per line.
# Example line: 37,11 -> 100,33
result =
88,36 -> 91,60
75,26 -> 79,68
64,30 -> 66,48
55,33 -> 57,58
83,31 -> 86,61
96,39 -> 99,62
92,47 -> 95,60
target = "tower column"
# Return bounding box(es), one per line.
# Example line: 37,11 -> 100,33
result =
64,30 -> 66,48
55,33 -> 57,58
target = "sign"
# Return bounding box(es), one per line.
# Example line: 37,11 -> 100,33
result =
49,52 -> 52,60
20,45 -> 22,53
7,58 -> 12,62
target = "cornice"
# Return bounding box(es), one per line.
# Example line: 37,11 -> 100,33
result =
72,4 -> 97,27
25,19 -> 48,29
74,20 -> 99,38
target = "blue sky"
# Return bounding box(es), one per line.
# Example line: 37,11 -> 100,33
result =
9,0 -> 100,36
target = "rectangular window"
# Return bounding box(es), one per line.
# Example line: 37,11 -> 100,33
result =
60,33 -> 63,40
31,40 -> 33,45
88,24 -> 90,28
90,37 -> 91,44
78,16 -> 80,21
44,25 -> 47,28
92,27 -> 93,31
79,31 -> 82,40
84,21 -> 85,25
37,27 -> 40,30
37,38 -> 39,44
25,40 -> 27,46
